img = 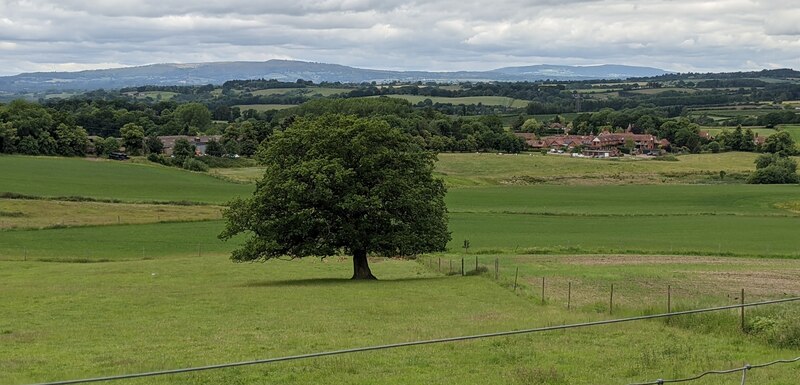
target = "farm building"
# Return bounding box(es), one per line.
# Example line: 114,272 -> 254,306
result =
158,135 -> 222,156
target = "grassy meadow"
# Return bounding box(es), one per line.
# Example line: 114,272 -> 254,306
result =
365,95 -> 530,108
234,104 -> 297,111
435,152 -> 763,186
0,155 -> 252,203
2,153 -> 800,384
3,256 -> 800,385
212,152 -> 768,185
0,199 -> 222,229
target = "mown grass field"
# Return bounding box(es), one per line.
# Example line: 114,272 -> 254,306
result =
0,221 -> 237,261
3,256 -> 800,385
0,155 -> 252,203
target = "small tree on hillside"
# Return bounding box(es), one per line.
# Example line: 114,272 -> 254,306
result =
120,123 -> 145,155
748,153 -> 799,184
219,114 -> 451,279
762,131 -> 796,156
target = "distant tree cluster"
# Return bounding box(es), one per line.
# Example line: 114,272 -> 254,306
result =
0,100 -> 89,156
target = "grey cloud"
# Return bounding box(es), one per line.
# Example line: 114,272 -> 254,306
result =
0,0 -> 798,76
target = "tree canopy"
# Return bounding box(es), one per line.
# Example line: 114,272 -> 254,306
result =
219,114 -> 450,279
748,153 -> 799,184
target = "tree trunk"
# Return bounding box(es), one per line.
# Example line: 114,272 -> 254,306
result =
352,249 -> 377,280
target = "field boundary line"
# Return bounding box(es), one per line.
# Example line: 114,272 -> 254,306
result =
22,297 -> 800,385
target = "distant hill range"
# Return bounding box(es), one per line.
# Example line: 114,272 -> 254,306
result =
0,60 -> 672,92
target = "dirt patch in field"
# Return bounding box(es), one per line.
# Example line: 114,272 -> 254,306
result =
560,255 -> 750,266
689,270 -> 800,297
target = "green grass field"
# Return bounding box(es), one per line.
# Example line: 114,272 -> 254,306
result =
365,95 -> 529,108
234,104 -> 297,111
122,91 -> 179,100
778,125 -> 800,142
3,184 -> 799,261
0,199 -> 222,229
0,156 -> 251,203
435,152 -> 762,186
250,87 -> 351,97
3,154 -> 800,384
3,256 -> 800,385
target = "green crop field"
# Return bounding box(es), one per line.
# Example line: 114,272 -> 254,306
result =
0,220 -> 237,261
0,155 -> 251,203
446,184 -> 800,216
366,95 -> 529,108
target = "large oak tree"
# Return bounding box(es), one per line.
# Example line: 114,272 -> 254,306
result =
219,114 -> 450,279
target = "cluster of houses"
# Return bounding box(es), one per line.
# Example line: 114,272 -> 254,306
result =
514,129 -> 670,157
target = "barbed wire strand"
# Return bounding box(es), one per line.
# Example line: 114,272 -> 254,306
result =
23,296 -> 800,385
628,356 -> 800,385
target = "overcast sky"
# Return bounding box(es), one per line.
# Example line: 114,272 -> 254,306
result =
0,0 -> 798,76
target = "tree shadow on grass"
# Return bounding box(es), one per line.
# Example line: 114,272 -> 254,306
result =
241,275 -> 452,288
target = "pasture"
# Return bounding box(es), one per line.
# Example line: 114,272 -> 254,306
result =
3,256 -> 800,385
250,87 -> 351,97
3,153 -> 800,384
214,152 -> 768,185
365,95 -> 529,108
435,152 -> 762,186
0,199 -> 222,229
234,104 -> 297,112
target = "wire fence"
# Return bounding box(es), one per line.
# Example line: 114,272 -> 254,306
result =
628,356 -> 800,385
421,255 -> 798,318
21,297 -> 800,385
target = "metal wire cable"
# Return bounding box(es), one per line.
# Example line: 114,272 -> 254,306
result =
628,356 -> 800,385
23,296 -> 800,385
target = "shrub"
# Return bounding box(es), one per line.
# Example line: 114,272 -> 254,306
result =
748,153 -> 799,184
182,157 -> 209,172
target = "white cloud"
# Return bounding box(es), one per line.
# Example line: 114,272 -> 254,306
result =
0,0 -> 797,76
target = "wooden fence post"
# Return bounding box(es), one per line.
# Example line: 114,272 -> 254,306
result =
667,285 -> 672,313
568,281 -> 572,310
610,284 -> 614,315
741,288 -> 746,332
541,277 -> 546,305
513,267 -> 519,291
